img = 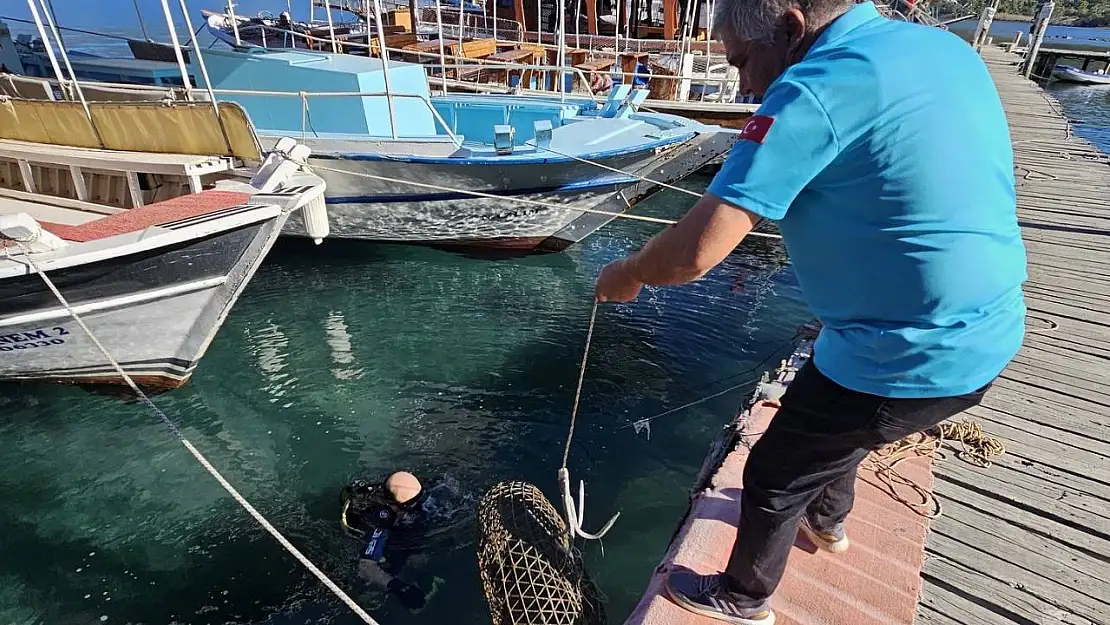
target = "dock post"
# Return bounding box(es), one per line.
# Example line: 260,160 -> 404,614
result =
1008,31 -> 1023,53
1022,0 -> 1054,79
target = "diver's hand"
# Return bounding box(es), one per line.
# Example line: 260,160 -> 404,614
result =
387,578 -> 427,610
358,559 -> 393,588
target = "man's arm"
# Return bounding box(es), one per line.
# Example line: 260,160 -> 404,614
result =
624,193 -> 762,285
595,193 -> 761,302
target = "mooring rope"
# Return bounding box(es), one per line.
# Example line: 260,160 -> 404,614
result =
558,299 -> 620,541
522,139 -> 705,200
6,243 -> 380,625
861,418 -> 1007,519
281,156 -> 783,239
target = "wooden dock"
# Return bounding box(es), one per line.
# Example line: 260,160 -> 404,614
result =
918,45 -> 1110,624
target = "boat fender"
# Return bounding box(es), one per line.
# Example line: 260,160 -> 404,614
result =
0,213 -> 68,253
301,192 -> 330,245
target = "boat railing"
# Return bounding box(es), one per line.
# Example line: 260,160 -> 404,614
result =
204,16 -> 740,100
206,88 -> 463,146
385,45 -> 739,100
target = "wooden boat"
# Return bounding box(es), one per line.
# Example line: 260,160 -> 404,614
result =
0,91 -> 328,389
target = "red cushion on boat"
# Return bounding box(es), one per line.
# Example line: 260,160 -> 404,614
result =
39,190 -> 253,243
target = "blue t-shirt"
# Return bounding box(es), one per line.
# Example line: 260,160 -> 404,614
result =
708,2 -> 1027,399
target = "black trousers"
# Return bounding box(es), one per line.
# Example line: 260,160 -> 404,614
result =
722,359 -> 991,609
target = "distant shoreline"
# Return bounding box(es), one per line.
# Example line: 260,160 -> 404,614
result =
990,12 -> 1110,27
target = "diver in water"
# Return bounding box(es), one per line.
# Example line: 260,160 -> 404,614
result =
340,471 -> 431,610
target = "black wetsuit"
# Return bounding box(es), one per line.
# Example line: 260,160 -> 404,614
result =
341,479 -> 430,610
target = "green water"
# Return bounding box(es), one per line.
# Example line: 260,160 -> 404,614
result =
0,176 -> 811,625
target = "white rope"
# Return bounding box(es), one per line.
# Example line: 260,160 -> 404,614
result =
523,138 -> 704,199
294,157 -> 781,238
558,300 -> 619,542
6,244 -> 380,625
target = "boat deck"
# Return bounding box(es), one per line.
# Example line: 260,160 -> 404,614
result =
623,44 -> 1110,625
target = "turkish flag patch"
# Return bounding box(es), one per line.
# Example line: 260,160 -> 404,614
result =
739,115 -> 774,144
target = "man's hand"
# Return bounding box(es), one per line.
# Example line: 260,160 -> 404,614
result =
595,259 -> 644,303
594,194 -> 761,299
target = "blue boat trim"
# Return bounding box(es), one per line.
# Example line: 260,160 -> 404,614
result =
306,132 -> 697,165
324,176 -> 641,204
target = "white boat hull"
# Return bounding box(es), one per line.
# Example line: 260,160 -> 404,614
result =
281,129 -> 738,250
1051,65 -> 1110,85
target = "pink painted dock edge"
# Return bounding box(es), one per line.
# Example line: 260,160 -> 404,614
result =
625,351 -> 935,625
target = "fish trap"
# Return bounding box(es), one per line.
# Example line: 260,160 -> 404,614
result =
476,480 -> 607,625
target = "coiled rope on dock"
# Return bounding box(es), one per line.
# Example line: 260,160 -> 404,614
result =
862,418 -> 1007,519
4,242 -> 380,625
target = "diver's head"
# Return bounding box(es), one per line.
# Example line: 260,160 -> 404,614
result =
385,471 -> 422,505
340,472 -> 423,538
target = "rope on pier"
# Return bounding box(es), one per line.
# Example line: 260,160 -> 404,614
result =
3,243 -> 380,625
861,419 -> 1006,519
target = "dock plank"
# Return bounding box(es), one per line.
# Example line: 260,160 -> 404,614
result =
919,45 -> 1110,625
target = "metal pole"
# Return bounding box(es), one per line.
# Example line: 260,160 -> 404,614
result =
133,0 -> 151,39
458,0 -> 465,78
177,0 -> 235,155
493,0 -> 498,41
25,0 -> 65,87
574,0 -> 581,49
159,0 -> 196,100
557,0 -> 566,97
435,0 -> 448,91
325,0 -> 339,52
371,0 -> 399,139
227,0 -> 242,45
704,0 -> 712,82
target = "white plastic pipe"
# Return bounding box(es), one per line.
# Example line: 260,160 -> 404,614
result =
158,0 -> 196,100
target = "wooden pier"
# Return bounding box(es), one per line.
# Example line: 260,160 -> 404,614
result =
919,44 -> 1110,625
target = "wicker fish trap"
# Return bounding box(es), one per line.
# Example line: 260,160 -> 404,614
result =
476,480 -> 607,625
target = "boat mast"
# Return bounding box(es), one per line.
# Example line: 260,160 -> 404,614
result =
226,0 -> 242,46
370,0 -> 399,139
457,0 -> 465,79
325,0 -> 340,52
557,0 -> 566,98
435,0 -> 448,91
574,0 -> 581,50
133,0 -> 151,40
157,0 -> 195,101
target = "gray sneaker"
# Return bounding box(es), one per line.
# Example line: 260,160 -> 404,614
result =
664,571 -> 776,624
799,516 -> 850,553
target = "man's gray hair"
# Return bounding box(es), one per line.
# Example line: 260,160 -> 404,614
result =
714,0 -> 857,43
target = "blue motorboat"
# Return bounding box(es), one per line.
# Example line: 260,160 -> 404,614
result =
190,47 -> 735,250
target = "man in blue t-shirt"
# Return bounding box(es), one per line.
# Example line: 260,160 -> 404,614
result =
594,1 -> 1027,623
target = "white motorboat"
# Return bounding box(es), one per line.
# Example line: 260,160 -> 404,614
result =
1051,64 -> 1110,85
